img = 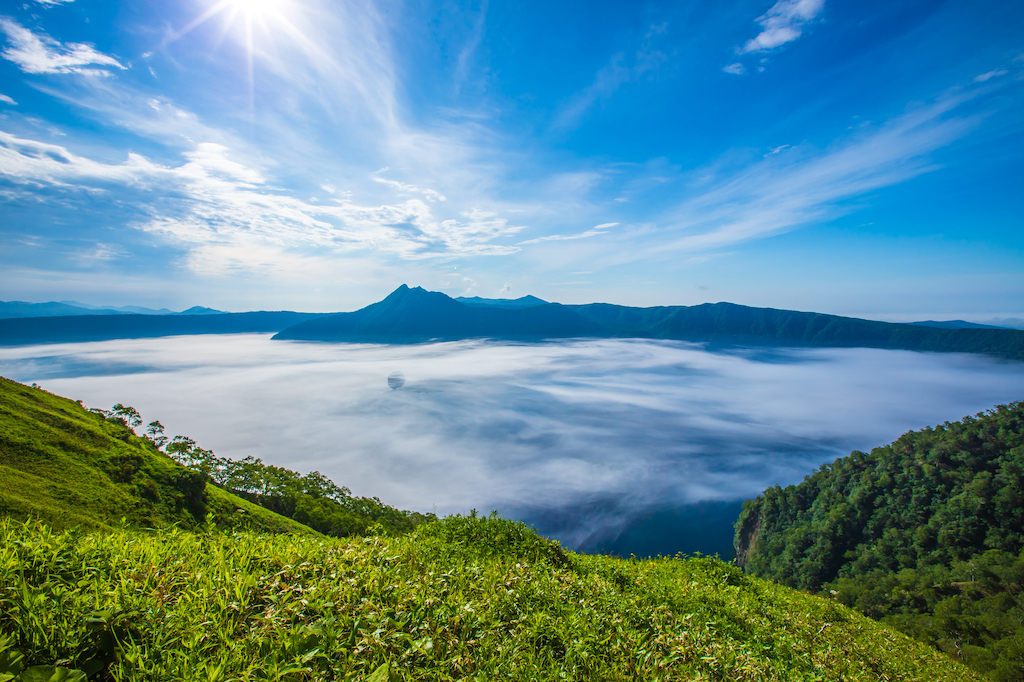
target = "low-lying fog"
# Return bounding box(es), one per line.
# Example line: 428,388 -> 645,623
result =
3,334 -> 1022,557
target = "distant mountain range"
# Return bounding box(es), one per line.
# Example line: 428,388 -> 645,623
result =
0,300 -> 225,319
906,319 -> 1005,330
455,295 -> 548,309
2,287 -> 1022,359
273,285 -> 1024,361
275,286 -> 603,342
0,311 -> 325,346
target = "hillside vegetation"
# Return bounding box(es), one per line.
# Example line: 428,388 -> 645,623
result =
0,376 -> 993,680
164,439 -> 434,537
0,515 -> 983,681
0,377 -> 427,537
735,402 -> 1024,680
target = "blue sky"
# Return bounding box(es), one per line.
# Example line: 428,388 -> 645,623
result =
0,0 -> 1021,318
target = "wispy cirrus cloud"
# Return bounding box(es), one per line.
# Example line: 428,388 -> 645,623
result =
0,131 -> 525,270
740,0 -> 824,54
372,168 -> 447,202
0,18 -> 126,75
518,222 -> 618,245
454,0 -> 489,93
974,69 -> 1008,83
0,94 -> 16,105
552,23 -> 669,131
655,89 -> 984,254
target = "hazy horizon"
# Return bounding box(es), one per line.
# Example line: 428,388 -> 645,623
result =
3,287 -> 1024,330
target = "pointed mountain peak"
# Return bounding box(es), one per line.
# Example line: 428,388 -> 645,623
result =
373,285 -> 460,311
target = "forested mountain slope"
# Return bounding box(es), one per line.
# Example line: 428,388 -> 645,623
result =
735,402 -> 1024,680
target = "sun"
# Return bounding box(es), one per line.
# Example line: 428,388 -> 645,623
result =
228,0 -> 285,21
164,0 -> 308,121
167,0 -> 295,49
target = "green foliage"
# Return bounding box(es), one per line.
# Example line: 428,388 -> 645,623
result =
0,517 -> 981,681
735,401 -> 1024,679
0,377 -> 208,531
163,440 -> 435,537
0,377 -> 403,538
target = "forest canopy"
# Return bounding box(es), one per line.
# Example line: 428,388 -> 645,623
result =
734,401 -> 1024,681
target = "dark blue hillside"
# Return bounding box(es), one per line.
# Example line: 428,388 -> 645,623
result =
456,295 -> 548,309
273,285 -> 607,342
0,311 -> 324,346
908,320 -> 1005,330
567,301 -> 1024,359
273,286 -> 1024,360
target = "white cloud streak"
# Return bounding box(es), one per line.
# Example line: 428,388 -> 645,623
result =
454,0 -> 488,92
0,19 -> 126,75
653,90 -> 984,255
372,169 -> 447,202
974,69 -> 1008,83
552,25 -> 668,131
0,132 -> 525,270
0,94 -> 16,105
740,0 -> 824,54
518,222 -> 618,245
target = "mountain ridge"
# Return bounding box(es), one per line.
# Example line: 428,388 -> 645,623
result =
273,285 -> 605,342
0,311 -> 325,346
0,300 -> 226,319
272,285 -> 1024,361
455,294 -> 548,309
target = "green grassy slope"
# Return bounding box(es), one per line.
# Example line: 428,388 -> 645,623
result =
734,402 -> 1024,680
0,376 -> 313,535
0,515 -> 983,682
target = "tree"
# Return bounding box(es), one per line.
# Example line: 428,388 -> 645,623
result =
146,420 -> 168,449
111,403 -> 142,432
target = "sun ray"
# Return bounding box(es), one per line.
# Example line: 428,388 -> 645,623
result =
161,0 -> 234,47
158,0 -> 317,136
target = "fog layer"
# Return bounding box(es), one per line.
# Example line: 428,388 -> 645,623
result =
2,335 -> 1022,556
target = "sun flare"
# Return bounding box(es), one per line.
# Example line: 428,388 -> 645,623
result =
229,0 -> 285,20
164,0 -> 309,118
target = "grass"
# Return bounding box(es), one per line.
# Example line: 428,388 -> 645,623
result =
0,376 -> 989,680
0,515 -> 982,681
0,376 -> 314,536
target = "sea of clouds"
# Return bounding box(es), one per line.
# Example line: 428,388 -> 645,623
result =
2,334 -> 1022,556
